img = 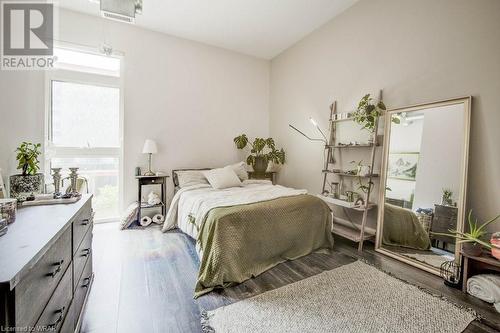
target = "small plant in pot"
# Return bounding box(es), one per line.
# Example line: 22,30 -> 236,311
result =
434,211 -> 500,256
9,142 -> 44,202
234,134 -> 285,173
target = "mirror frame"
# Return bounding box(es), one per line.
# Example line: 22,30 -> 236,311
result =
375,96 -> 472,275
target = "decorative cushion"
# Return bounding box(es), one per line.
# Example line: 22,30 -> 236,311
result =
177,170 -> 209,188
203,167 -> 242,189
229,161 -> 249,181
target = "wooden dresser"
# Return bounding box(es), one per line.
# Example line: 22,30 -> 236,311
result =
430,204 -> 458,249
0,195 -> 94,333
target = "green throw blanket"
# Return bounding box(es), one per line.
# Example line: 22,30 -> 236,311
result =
194,194 -> 333,298
382,203 -> 431,251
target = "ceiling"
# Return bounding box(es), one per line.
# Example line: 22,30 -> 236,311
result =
57,0 -> 358,59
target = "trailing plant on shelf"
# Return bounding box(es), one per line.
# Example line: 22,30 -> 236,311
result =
353,94 -> 399,132
234,134 -> 285,173
434,210 -> 500,256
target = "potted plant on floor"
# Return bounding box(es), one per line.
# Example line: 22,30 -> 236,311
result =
9,142 -> 44,201
234,135 -> 285,173
434,211 -> 500,256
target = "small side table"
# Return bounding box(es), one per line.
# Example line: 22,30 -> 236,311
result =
461,251 -> 500,292
136,175 -> 169,222
248,171 -> 276,184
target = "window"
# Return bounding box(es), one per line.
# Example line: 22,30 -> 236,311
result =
46,47 -> 122,222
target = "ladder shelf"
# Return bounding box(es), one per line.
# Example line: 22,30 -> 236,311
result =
318,90 -> 384,252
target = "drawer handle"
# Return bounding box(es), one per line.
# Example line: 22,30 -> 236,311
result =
50,260 -> 64,278
82,276 -> 92,288
48,306 -> 65,329
82,248 -> 91,257
81,219 -> 90,226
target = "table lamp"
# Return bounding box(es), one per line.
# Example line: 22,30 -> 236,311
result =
142,139 -> 158,176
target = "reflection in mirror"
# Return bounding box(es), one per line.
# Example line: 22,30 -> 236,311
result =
377,98 -> 470,274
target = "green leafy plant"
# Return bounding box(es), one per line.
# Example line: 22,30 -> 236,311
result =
234,134 -> 285,166
434,211 -> 500,249
442,188 -> 453,205
16,142 -> 42,176
353,94 -> 399,132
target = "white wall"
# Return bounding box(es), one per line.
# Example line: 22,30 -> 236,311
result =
270,0 -> 500,230
386,118 -> 423,203
0,9 -> 270,207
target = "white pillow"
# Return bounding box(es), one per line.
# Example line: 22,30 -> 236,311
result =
229,161 -> 249,181
203,167 -> 242,189
176,170 -> 209,188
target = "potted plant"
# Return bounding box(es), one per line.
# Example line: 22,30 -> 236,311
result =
353,94 -> 399,132
9,142 -> 44,201
434,211 -> 500,256
234,135 -> 285,173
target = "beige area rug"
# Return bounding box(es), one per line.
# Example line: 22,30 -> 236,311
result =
202,261 -> 476,333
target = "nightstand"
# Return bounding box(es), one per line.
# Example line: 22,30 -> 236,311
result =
248,171 -> 276,184
136,175 -> 169,222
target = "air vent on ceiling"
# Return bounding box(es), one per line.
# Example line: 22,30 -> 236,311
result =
99,0 -> 142,24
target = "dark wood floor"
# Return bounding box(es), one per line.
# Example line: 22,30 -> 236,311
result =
81,223 -> 499,333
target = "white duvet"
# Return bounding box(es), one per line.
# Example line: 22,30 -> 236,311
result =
161,180 -> 307,241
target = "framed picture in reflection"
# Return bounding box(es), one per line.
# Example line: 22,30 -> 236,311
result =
388,152 -> 419,181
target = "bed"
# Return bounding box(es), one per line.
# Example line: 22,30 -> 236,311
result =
382,203 -> 431,251
162,169 -> 334,298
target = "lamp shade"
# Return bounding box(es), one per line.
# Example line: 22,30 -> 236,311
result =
142,139 -> 158,154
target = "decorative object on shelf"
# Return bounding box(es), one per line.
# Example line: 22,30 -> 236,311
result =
0,218 -> 7,237
441,188 -> 454,206
440,260 -> 461,288
0,168 -> 5,199
10,142 -> 44,201
142,139 -> 158,176
51,167 -> 62,195
491,232 -> 500,260
152,214 -> 164,224
62,167 -> 88,195
147,192 -> 161,205
0,198 -> 17,224
140,215 -> 153,227
135,167 -> 141,176
21,196 -> 81,207
233,135 -> 285,173
434,210 -> 500,256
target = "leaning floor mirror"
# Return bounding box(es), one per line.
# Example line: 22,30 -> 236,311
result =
375,97 -> 471,275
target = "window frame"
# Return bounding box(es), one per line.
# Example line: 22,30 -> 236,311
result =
44,46 -> 124,223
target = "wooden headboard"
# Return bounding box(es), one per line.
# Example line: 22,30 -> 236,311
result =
171,168 -> 210,189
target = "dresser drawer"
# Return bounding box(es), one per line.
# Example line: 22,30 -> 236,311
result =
15,226 -> 72,328
73,203 -> 93,256
73,227 -> 92,292
74,255 -> 93,323
59,300 -> 75,333
35,264 -> 72,333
